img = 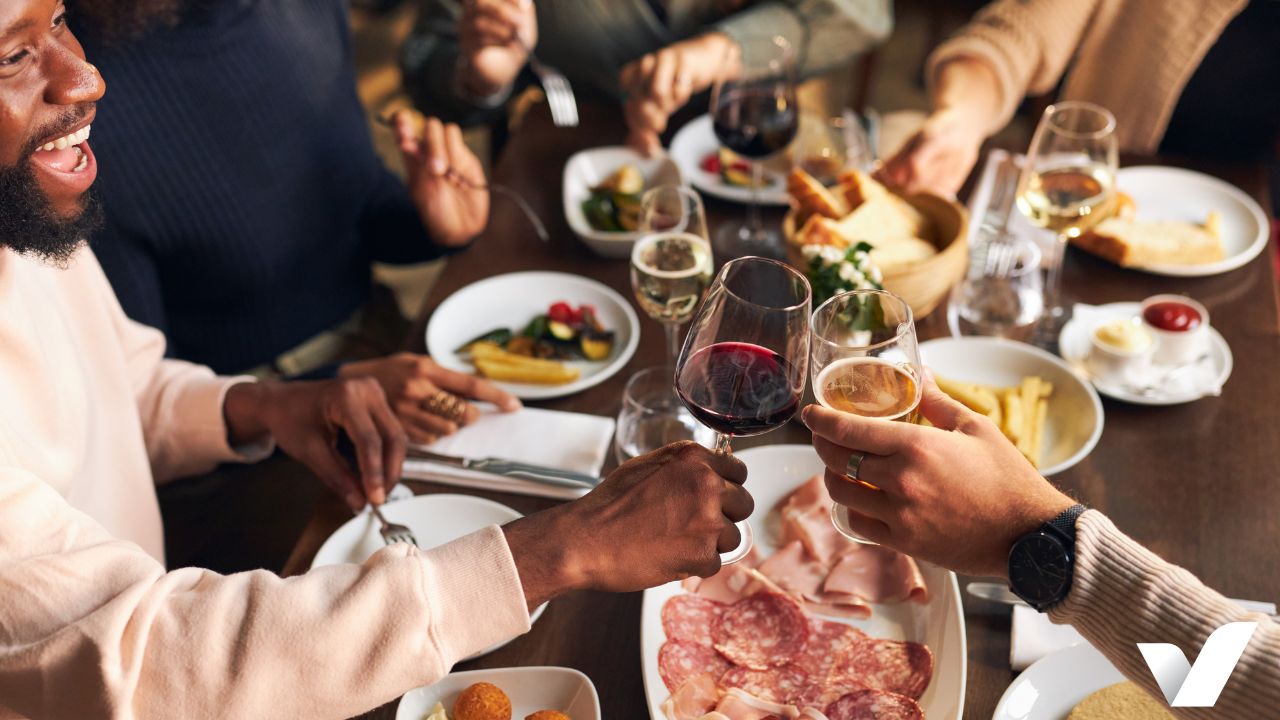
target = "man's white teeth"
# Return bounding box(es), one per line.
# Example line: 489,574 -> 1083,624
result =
72,145 -> 88,173
39,125 -> 91,153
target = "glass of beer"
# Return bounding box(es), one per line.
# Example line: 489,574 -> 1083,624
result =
809,289 -> 921,543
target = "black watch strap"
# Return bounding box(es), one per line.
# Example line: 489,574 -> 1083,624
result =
1045,504 -> 1087,544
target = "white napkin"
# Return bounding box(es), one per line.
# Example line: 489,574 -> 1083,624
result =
1011,597 -> 1276,670
401,406 -> 615,500
1071,303 -> 1223,398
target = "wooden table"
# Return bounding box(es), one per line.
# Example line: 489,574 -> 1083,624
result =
284,103 -> 1280,719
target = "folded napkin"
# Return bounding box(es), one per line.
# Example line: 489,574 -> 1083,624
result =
401,406 -> 615,500
1011,597 -> 1276,670
1071,303 -> 1223,398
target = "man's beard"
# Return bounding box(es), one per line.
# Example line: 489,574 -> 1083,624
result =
0,160 -> 102,267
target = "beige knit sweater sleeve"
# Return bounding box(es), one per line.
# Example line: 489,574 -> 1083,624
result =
1050,511 -> 1280,717
0,466 -> 531,719
925,0 -> 1101,135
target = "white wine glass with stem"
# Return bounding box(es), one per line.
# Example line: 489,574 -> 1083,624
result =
810,289 -> 921,544
632,186 -> 714,366
1015,101 -> 1118,331
675,256 -> 812,563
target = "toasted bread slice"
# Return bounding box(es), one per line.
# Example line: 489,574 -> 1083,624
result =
794,215 -> 849,248
834,194 -> 934,245
787,168 -> 848,223
836,169 -> 891,210
1074,217 -> 1225,267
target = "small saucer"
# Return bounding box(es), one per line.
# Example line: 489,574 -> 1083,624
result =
1059,302 -> 1232,406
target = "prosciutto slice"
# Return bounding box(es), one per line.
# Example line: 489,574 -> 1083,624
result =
823,546 -> 928,605
663,673 -> 723,720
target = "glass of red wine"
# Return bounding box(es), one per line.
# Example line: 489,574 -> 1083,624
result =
675,256 -> 812,563
710,34 -> 799,261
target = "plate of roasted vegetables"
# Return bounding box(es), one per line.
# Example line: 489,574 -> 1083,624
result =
427,272 -> 641,400
563,146 -> 684,258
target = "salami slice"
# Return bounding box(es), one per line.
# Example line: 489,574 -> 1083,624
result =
793,618 -> 868,680
658,639 -> 731,693
662,594 -> 726,646
719,665 -> 811,704
824,689 -> 923,720
713,592 -> 811,670
829,638 -> 934,700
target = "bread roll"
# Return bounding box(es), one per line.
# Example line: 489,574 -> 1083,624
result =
836,169 -> 891,210
786,168 -> 848,223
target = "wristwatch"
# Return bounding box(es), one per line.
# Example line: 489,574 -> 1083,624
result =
1007,504 -> 1087,611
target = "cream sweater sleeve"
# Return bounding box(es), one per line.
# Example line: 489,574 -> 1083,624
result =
925,0 -> 1101,135
0,466 -> 530,719
1050,510 -> 1280,717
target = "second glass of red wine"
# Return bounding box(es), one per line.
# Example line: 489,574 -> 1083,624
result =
675,256 -> 813,563
710,35 -> 799,261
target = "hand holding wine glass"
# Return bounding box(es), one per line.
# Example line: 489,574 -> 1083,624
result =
675,256 -> 812,563
809,289 -> 922,544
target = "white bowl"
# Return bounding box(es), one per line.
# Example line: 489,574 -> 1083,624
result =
1139,293 -> 1211,366
920,337 -> 1104,477
397,666 -> 601,720
1085,317 -> 1154,384
562,146 -> 684,258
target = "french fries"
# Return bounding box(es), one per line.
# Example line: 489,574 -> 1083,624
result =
936,375 -> 1054,468
465,342 -> 581,385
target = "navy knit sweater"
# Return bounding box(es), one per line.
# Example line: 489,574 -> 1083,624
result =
79,0 -> 446,375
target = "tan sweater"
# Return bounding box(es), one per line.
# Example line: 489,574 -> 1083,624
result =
1052,511 -> 1280,717
0,247 -> 530,718
928,0 -> 1248,153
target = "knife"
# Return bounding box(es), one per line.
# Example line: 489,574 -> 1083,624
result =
965,581 -> 1028,607
405,448 -> 602,490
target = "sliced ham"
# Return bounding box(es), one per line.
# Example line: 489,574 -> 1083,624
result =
757,541 -> 826,598
663,673 -> 723,720
779,505 -> 850,566
706,688 -> 802,719
823,547 -> 928,605
685,547 -> 764,604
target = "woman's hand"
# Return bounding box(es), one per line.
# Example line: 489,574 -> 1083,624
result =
340,353 -> 521,444
876,107 -> 986,196
459,0 -> 537,98
802,375 -> 1074,578
394,112 -> 489,247
620,33 -> 736,156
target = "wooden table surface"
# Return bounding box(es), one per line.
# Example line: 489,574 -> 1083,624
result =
284,103 -> 1280,719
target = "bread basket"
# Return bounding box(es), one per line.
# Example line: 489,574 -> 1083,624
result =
783,192 -> 969,319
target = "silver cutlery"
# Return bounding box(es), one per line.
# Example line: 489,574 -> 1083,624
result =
406,448 -> 601,490
966,581 -> 1027,607
371,505 -> 418,547
1122,353 -> 1213,397
513,34 -> 579,128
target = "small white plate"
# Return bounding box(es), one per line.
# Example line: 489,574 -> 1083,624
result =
1059,302 -> 1232,406
1115,166 -> 1269,277
641,445 -> 967,720
562,146 -> 685,259
311,494 -> 546,657
397,666 -> 601,720
992,644 -> 1125,720
669,115 -> 790,206
920,337 -> 1104,476
426,271 -> 641,400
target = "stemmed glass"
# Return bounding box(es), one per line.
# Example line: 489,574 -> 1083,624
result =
948,235 -> 1044,342
809,290 -> 922,544
675,257 -> 812,563
1015,101 -> 1118,331
630,186 -> 714,366
710,35 -> 799,260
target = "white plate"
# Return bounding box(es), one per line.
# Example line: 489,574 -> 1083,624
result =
921,337 -> 1104,476
311,494 -> 546,657
992,644 -> 1125,720
396,666 -> 601,720
426,272 -> 641,400
562,146 -> 685,258
1115,166 -> 1269,277
640,444 -> 967,720
669,115 -> 791,206
1058,302 -> 1233,406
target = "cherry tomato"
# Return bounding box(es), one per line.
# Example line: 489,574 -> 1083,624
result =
700,153 -> 721,174
548,301 -> 575,325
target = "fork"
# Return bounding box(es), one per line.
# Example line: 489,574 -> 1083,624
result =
513,34 -> 578,128
370,505 -> 418,547
373,114 -> 550,242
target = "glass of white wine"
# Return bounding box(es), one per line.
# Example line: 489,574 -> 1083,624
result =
809,289 -> 922,544
632,186 -> 714,365
1016,101 -> 1118,329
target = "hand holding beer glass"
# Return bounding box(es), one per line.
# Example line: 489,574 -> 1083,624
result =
809,290 -> 923,543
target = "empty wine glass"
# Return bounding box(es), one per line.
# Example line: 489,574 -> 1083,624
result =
615,367 -> 715,464
675,256 -> 812,563
710,35 -> 799,260
948,235 -> 1044,342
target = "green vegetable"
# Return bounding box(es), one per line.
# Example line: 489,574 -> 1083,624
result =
521,314 -> 550,338
613,192 -> 642,232
455,327 -> 513,353
582,194 -> 621,232
547,320 -> 576,341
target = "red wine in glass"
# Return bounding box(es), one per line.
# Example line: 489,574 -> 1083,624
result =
712,88 -> 799,160
676,342 -> 801,436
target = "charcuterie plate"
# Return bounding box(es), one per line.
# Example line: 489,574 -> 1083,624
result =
640,445 -> 966,719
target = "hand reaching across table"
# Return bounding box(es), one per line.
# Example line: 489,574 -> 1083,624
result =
620,33 -> 739,156
503,441 -> 754,609
393,111 -> 490,247
340,353 -> 521,445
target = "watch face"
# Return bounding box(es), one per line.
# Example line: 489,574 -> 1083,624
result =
1009,532 -> 1072,605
